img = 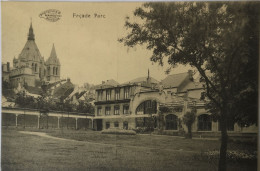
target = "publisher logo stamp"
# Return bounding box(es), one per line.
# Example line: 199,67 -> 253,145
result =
39,9 -> 62,22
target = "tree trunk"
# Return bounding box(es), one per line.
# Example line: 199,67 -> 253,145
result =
188,125 -> 192,139
218,108 -> 228,171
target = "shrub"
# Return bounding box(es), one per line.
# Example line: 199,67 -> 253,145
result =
101,128 -> 136,135
196,150 -> 257,163
133,127 -> 153,134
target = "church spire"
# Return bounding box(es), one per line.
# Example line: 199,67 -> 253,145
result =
50,44 -> 57,58
28,19 -> 35,41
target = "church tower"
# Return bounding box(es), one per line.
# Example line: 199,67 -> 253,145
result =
10,21 -> 46,87
46,44 -> 61,82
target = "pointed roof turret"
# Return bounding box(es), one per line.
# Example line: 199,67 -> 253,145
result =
46,44 -> 60,65
18,21 -> 43,61
50,44 -> 57,58
28,20 -> 35,41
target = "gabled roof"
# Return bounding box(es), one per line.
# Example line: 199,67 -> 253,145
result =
123,77 -> 159,84
179,81 -> 204,92
161,72 -> 189,88
95,79 -> 119,89
53,81 -> 74,98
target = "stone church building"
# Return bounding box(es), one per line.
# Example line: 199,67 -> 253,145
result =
2,22 -> 61,88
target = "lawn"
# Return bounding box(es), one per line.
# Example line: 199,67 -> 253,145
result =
2,127 -> 257,171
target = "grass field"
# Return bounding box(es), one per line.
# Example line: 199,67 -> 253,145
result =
1,127 -> 257,171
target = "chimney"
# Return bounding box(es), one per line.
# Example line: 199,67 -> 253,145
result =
7,62 -> 10,72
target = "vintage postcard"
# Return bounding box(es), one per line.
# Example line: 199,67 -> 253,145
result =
1,2 -> 258,170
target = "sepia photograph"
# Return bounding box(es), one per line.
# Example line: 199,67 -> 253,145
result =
1,1 -> 259,171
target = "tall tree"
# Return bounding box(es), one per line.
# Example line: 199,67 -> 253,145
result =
119,2 -> 259,170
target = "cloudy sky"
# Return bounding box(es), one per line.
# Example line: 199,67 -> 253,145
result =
2,2 -> 191,86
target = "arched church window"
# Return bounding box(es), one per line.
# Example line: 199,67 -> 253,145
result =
53,67 -> 55,75
198,114 -> 212,131
56,67 -> 58,75
35,63 -> 37,72
165,114 -> 178,130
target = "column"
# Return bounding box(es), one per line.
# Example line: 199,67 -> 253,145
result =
15,114 -> 18,128
38,115 -> 40,129
58,117 -> 60,129
75,118 -> 78,130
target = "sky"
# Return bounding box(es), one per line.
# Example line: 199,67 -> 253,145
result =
2,2 -> 191,86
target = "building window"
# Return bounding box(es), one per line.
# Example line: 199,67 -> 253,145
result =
114,106 -> 120,115
198,114 -> 212,131
123,105 -> 129,114
105,106 -> 111,115
106,122 -> 110,129
97,90 -> 103,101
165,114 -> 178,130
106,90 -> 111,101
124,87 -> 130,99
97,107 -> 102,116
136,100 -> 157,114
146,100 -> 151,108
115,88 -> 120,100
123,121 -> 128,130
114,121 -> 119,128
53,67 -> 55,75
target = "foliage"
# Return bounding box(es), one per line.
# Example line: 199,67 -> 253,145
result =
76,101 -> 95,114
14,92 -> 94,114
102,128 -> 136,135
200,150 -> 257,162
133,127 -> 153,134
182,109 -> 196,138
2,80 -> 12,89
157,111 -> 166,132
15,92 -> 37,109
120,2 -> 258,125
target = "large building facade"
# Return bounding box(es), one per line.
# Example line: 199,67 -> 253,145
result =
2,22 -> 61,88
93,71 -> 257,134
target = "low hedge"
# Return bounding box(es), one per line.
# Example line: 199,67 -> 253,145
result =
101,128 -> 136,135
